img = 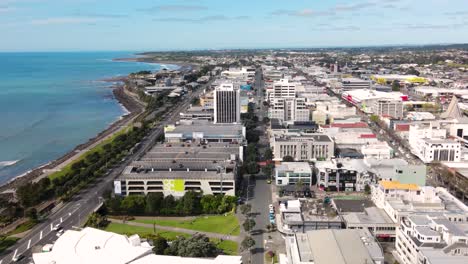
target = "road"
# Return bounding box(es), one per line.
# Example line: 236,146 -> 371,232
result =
242,68 -> 273,264
0,80 -> 209,264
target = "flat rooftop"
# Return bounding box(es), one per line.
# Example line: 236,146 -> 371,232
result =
295,229 -> 382,264
119,169 -> 235,181
332,199 -> 375,213
276,162 -> 312,174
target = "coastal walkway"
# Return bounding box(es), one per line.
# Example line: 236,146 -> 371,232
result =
108,218 -> 241,242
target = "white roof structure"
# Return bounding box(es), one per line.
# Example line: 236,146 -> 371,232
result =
441,95 -> 463,120
33,228 -> 241,264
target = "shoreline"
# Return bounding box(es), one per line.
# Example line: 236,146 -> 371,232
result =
113,57 -> 197,72
0,84 -> 144,193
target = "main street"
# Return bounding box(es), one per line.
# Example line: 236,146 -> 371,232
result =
0,80 -> 209,264
243,68 -> 273,264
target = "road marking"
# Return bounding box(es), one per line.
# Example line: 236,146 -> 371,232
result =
69,212 -> 71,216
12,249 -> 17,260
27,239 -> 31,249
1,259 -> 3,264
40,230 -> 43,240
50,223 -> 53,230
60,217 -> 63,223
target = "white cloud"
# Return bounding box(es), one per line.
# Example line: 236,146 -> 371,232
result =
31,17 -> 99,25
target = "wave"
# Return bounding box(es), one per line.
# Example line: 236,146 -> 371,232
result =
0,160 -> 20,168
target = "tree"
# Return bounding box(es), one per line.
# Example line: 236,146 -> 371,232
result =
145,193 -> 164,215
364,184 -> 371,195
369,115 -> 380,123
243,219 -> 256,232
241,236 -> 256,251
85,212 -> 108,228
282,156 -> 294,162
25,208 -> 38,223
240,204 -> 252,215
262,117 -> 270,124
200,194 -> 220,214
166,234 -> 218,257
391,80 -> 401,91
191,98 -> 200,106
245,161 -> 259,174
262,164 -> 274,177
150,234 -> 168,255
107,196 -> 123,214
177,191 -> 201,215
121,195 -> 146,215
295,179 -> 305,194
264,149 -> 273,161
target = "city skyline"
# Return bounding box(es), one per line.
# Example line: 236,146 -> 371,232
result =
0,0 -> 467,51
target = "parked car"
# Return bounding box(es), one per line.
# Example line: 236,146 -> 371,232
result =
56,229 -> 65,237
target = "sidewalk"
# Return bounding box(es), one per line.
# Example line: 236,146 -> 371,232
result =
108,218 -> 240,242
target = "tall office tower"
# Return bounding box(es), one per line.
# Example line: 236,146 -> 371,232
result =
214,83 -> 240,124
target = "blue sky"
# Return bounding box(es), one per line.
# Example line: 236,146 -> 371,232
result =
0,0 -> 467,51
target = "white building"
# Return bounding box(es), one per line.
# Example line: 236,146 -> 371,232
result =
408,122 -> 461,163
372,99 -> 404,119
361,142 -> 394,159
275,162 -> 313,186
271,134 -> 334,161
342,89 -> 408,114
33,228 -> 242,264
282,229 -> 384,264
269,98 -> 310,123
269,79 -> 299,101
213,83 -> 241,124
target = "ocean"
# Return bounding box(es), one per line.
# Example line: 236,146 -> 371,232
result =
0,52 -> 173,185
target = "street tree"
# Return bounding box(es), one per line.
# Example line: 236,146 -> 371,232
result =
240,204 -> 252,215
243,218 -> 256,232
241,236 -> 256,251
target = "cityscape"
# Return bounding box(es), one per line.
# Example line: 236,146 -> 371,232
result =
1,1 -> 468,264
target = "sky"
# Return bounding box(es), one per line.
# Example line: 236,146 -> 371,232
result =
0,0 -> 467,51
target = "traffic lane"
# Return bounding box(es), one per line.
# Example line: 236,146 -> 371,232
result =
250,179 -> 273,264
1,203 -> 83,264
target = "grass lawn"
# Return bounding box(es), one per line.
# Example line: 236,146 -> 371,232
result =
214,239 -> 238,256
105,223 -> 238,255
0,237 -> 19,254
104,223 -> 188,241
49,126 -> 130,181
7,220 -> 37,236
132,213 -> 240,235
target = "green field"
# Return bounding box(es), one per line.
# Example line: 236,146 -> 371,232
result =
214,239 -> 238,255
0,237 -> 19,254
104,223 -> 187,240
132,213 -> 240,235
104,223 -> 238,255
48,127 -> 130,181
7,220 -> 37,236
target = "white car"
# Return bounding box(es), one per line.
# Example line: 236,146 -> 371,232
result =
269,204 -> 274,210
269,208 -> 275,214
56,229 -> 65,237
52,224 -> 61,231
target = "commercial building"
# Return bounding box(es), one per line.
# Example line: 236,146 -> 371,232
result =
408,122 -> 461,163
164,121 -> 245,144
179,106 -> 213,121
342,89 -> 408,114
115,141 -> 241,197
33,227 -> 241,264
342,207 -> 397,239
372,99 -> 404,119
275,162 -> 313,186
361,142 -> 394,159
271,134 -> 334,161
340,77 -> 372,91
213,83 -> 240,124
269,79 -> 298,101
269,98 -> 310,123
115,161 -> 236,197
282,229 -> 384,264
315,159 -> 360,191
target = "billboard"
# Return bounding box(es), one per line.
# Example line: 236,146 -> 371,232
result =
114,181 -> 122,195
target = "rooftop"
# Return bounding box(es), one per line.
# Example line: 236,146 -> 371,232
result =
379,180 -> 420,191
276,162 -> 312,174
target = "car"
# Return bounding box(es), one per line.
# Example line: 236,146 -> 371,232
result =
52,224 -> 61,231
12,254 -> 25,262
269,208 -> 275,214
56,229 -> 65,237
269,204 -> 274,210
266,179 -> 272,184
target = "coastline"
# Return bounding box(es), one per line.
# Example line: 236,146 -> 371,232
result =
0,84 -> 144,193
113,57 -> 197,72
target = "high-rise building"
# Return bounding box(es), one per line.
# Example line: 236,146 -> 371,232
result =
213,83 -> 240,124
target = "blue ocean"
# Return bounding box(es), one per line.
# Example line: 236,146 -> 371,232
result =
0,52 -> 170,185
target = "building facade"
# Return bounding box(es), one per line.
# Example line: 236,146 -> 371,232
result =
213,83 -> 240,124
373,99 -> 404,119
275,162 -> 313,186
269,98 -> 310,123
271,134 -> 334,161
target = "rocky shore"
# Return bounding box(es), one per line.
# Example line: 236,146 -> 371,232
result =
0,85 -> 144,194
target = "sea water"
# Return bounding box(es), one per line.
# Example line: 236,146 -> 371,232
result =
0,51 -> 171,185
